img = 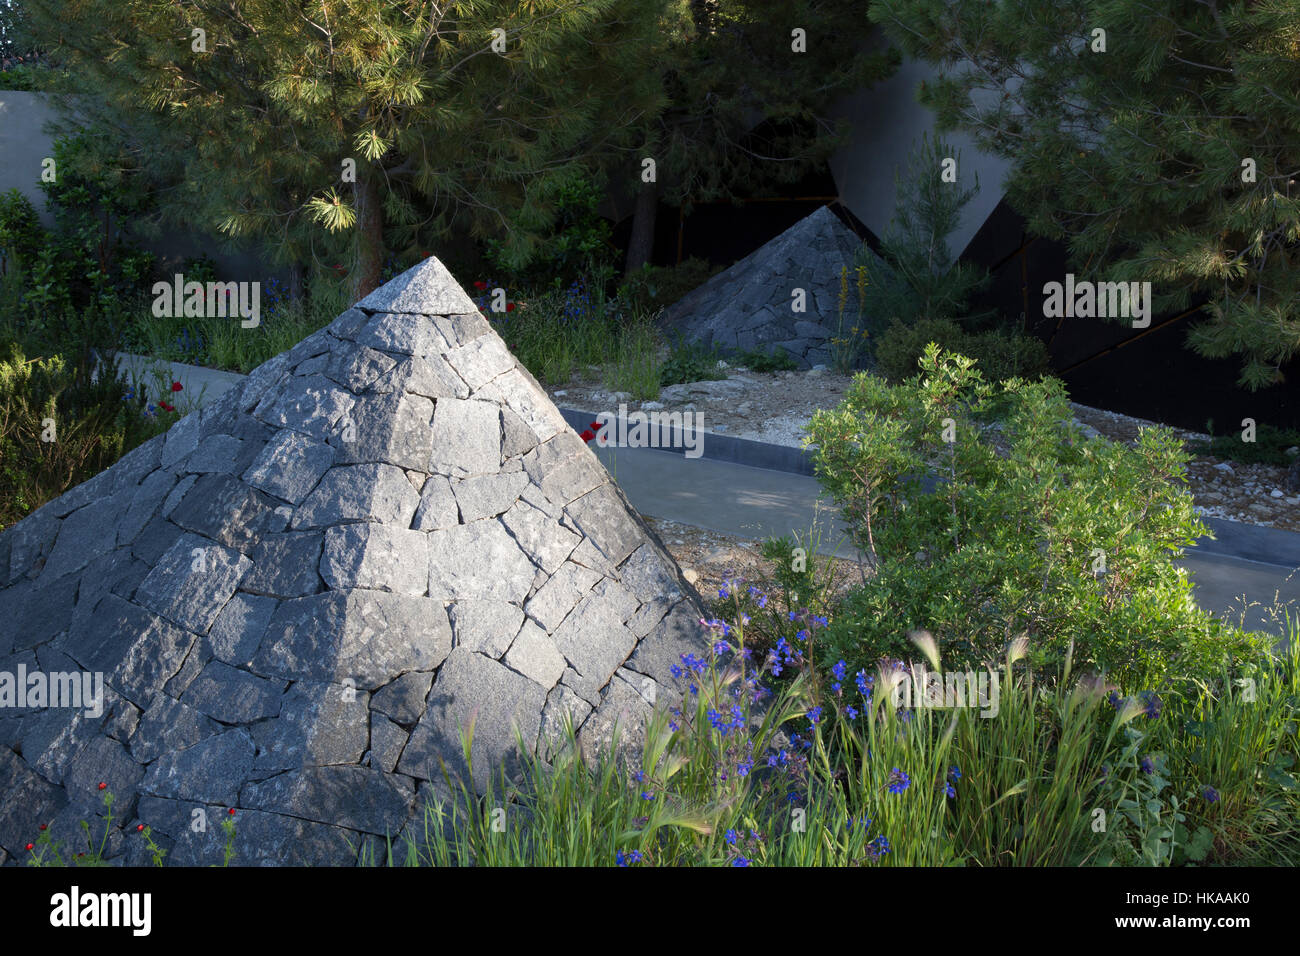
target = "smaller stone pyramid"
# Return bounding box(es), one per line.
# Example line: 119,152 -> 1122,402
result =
660,205 -> 874,368
0,257 -> 707,865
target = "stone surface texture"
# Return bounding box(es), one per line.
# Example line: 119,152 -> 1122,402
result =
0,257 -> 706,866
659,205 -> 884,368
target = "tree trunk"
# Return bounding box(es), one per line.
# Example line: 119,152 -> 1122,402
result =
353,170 -> 385,300
624,179 -> 660,277
288,260 -> 305,302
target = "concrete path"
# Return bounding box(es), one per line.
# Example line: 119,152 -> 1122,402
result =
106,353 -> 1300,638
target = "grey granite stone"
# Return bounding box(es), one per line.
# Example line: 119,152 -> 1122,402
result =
454,471 -> 529,523
251,680 -> 371,772
355,311 -> 448,359
168,473 -> 278,551
324,344 -> 397,392
116,468 -> 179,547
370,671 -> 434,725
182,660 -> 286,723
141,729 -> 255,805
254,373 -> 356,442
187,434 -> 255,475
565,483 -> 644,567
549,593 -> 638,701
130,693 -> 222,764
373,354 -> 470,400
64,593 -> 199,708
524,560 -> 600,634
426,520 -> 536,600
500,499 -> 580,574
443,334 -> 516,391
411,474 -> 459,531
429,398 -> 501,478
354,256 -> 479,316
447,599 -> 524,658
242,429 -> 336,505
292,462 -> 420,529
369,714 -> 408,773
241,531 -> 324,598
504,620 -> 566,690
0,748 -> 67,856
330,390 -> 433,471
321,522 -> 429,595
537,683 -> 593,760
240,766 -> 414,835
208,592 -> 277,667
253,592 -> 451,688
135,533 -> 251,634
161,410 -> 203,470
399,648 -> 546,790
40,491 -> 129,582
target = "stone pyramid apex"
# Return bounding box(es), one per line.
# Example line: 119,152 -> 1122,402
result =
354,256 -> 480,317
0,260 -> 706,865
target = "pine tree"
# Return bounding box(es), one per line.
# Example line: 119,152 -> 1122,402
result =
23,0 -> 668,297
622,0 -> 899,275
869,0 -> 1300,388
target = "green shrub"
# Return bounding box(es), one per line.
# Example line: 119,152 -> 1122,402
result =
0,189 -> 45,275
616,257 -> 720,317
1190,420 -> 1300,467
659,336 -> 727,387
805,345 -> 1267,688
603,319 -> 663,400
874,316 -> 1050,384
737,346 -> 799,373
0,339 -> 168,531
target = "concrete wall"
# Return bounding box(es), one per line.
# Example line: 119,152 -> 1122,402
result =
826,35 -> 1014,258
0,90 -> 273,280
0,90 -> 58,228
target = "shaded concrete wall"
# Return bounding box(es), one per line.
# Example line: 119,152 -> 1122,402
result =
0,90 -> 273,280
826,34 -> 1014,258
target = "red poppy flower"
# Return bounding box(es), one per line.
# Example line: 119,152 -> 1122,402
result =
505,302 -> 516,312
137,824 -> 145,832
24,843 -> 33,851
97,782 -> 107,790
171,381 -> 183,392
158,401 -> 175,413
39,824 -> 46,831
580,429 -> 595,442
228,808 -> 236,816
473,281 -> 487,290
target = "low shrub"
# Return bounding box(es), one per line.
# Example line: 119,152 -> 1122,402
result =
660,336 -> 727,387
875,316 -> 1050,384
1190,419 -> 1300,467
737,347 -> 799,373
616,257 -> 720,317
0,339 -> 170,531
805,345 -> 1268,688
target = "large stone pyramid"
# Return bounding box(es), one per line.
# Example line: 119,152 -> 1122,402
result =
660,205 -> 875,368
0,258 -> 707,866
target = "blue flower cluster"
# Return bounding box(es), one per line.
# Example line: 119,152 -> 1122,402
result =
616,849 -> 643,866
887,767 -> 911,794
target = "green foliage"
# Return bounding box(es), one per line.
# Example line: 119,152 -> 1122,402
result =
659,336 -> 727,387
0,188 -> 44,273
874,316 -> 1050,384
615,257 -> 720,317
0,338 -> 168,532
870,0 -> 1300,388
22,0 -> 669,293
0,62 -> 38,89
487,174 -> 616,288
368,621 -> 1299,867
602,319 -> 663,400
853,133 -> 996,341
1191,420 -> 1300,467
805,346 -> 1267,687
738,347 -> 799,373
